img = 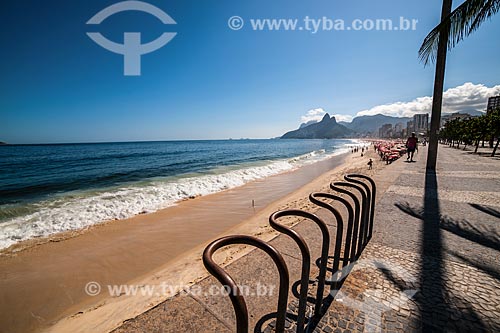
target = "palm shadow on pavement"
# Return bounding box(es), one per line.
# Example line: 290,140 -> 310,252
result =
469,203 -> 500,219
394,170 -> 489,331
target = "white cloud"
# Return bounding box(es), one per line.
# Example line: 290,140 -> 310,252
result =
300,108 -> 327,124
356,82 -> 500,118
300,108 -> 353,125
297,83 -> 498,127
332,114 -> 353,122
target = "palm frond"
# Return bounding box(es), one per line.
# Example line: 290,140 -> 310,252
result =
469,0 -> 500,31
419,0 -> 500,66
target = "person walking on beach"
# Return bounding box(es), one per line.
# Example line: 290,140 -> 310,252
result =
406,132 -> 418,162
367,158 -> 373,170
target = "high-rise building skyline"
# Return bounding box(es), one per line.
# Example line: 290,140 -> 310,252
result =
413,113 -> 429,134
487,96 -> 500,113
379,123 -> 393,138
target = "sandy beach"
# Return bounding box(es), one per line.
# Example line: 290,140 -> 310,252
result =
0,146 -> 379,333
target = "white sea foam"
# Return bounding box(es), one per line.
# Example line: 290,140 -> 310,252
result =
0,147 -> 350,250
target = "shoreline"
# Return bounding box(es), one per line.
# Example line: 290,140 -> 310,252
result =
1,147 -> 354,254
0,148 -> 374,333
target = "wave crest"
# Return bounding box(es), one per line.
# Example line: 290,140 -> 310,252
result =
0,146 -> 350,249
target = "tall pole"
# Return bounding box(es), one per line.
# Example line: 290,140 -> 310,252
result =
426,0 -> 453,171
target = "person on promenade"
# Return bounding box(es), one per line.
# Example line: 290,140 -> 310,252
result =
367,158 -> 373,170
406,132 -> 418,162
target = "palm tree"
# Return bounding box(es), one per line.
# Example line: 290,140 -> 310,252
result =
419,0 -> 500,65
419,0 -> 500,170
422,0 -> 452,171
488,108 -> 500,156
436,110 -> 499,156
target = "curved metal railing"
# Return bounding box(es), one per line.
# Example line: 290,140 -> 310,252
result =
344,175 -> 371,247
330,182 -> 364,259
202,174 -> 378,332
203,235 -> 290,333
345,174 -> 377,242
309,192 -> 353,274
269,209 -> 330,323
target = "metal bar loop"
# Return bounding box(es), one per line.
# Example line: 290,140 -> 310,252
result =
338,178 -> 368,253
330,182 -> 363,260
344,175 -> 371,247
309,192 -> 353,272
203,235 -> 290,333
270,210 -> 330,321
345,174 -> 377,242
268,211 -> 309,332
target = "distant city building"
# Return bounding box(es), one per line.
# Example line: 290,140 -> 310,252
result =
440,112 -> 474,128
394,122 -> 404,137
413,113 -> 429,135
406,120 -> 414,136
378,123 -> 393,138
487,96 -> 500,113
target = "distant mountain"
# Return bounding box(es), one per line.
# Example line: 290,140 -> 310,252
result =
444,110 -> 485,117
299,120 -> 318,129
293,111 -> 487,138
340,114 -> 411,134
281,114 -> 353,139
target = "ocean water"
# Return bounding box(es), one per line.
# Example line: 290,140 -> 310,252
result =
0,139 -> 357,249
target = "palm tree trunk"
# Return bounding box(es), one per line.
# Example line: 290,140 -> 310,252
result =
474,139 -> 479,153
427,0 -> 453,171
492,138 -> 500,157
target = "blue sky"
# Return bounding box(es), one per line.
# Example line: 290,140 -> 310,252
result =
1,0 -> 499,144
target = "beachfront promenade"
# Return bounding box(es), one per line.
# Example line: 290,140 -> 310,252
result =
113,144 -> 500,332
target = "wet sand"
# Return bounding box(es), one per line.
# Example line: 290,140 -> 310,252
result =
0,151 -> 374,333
